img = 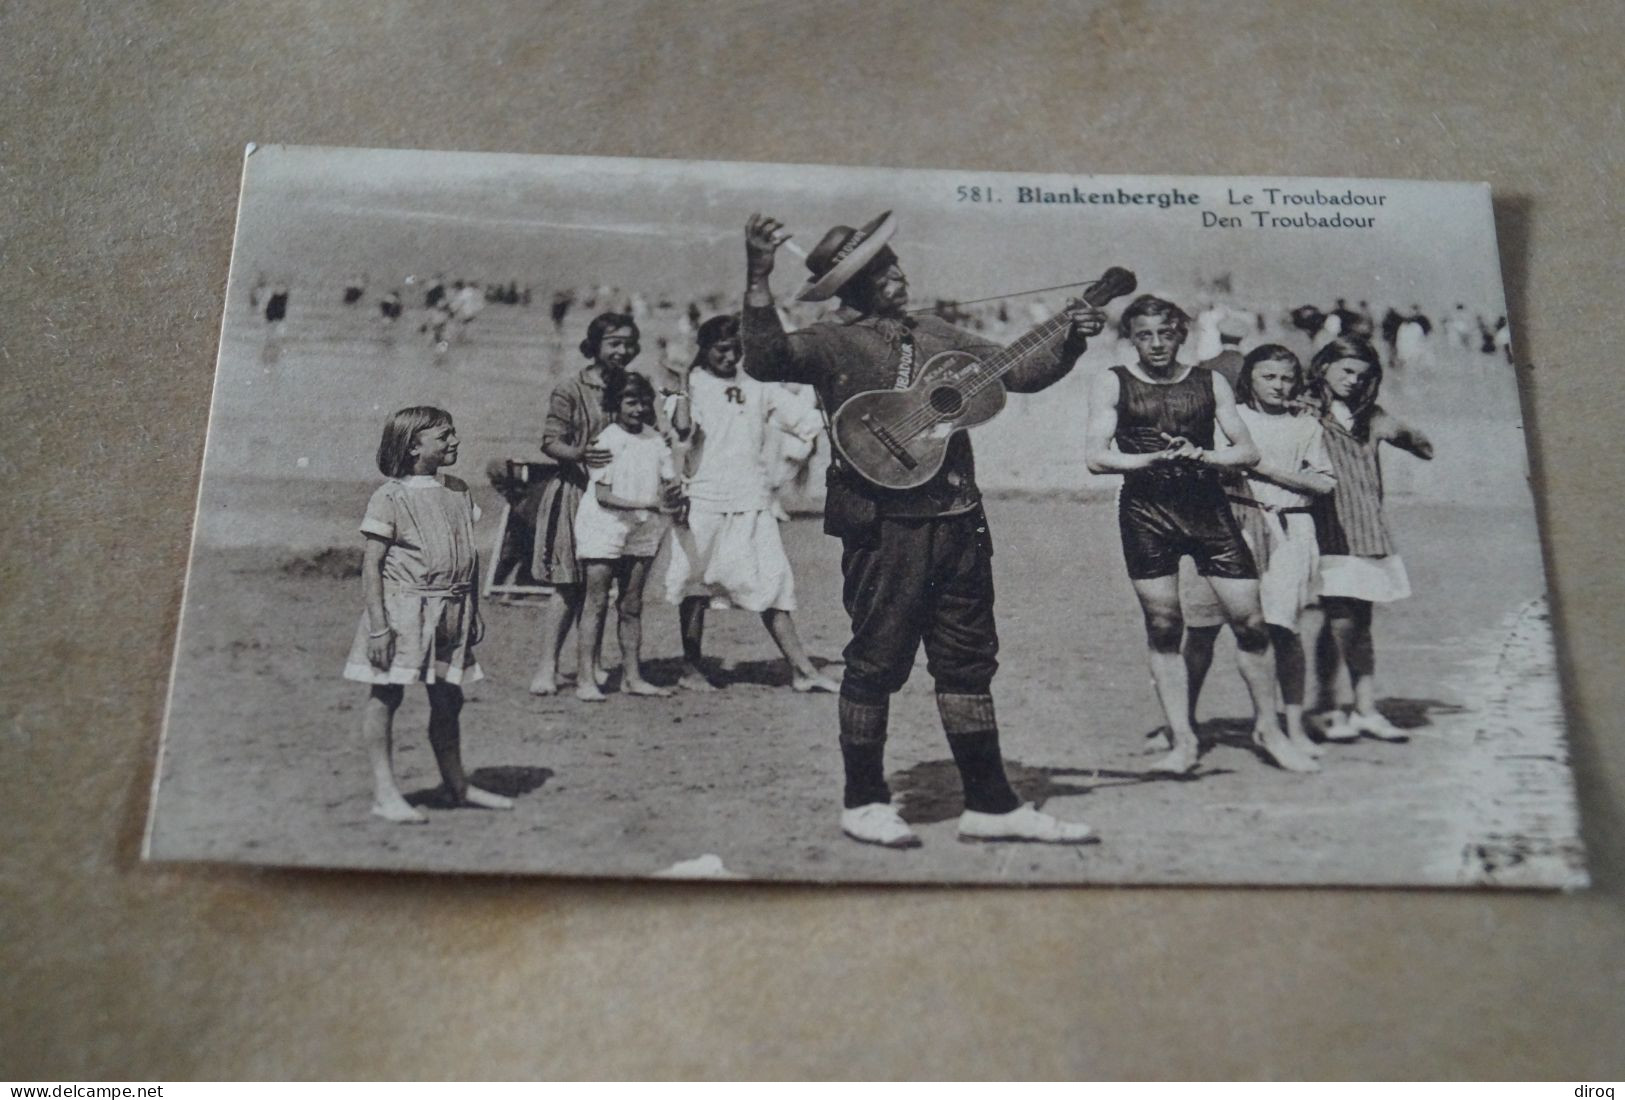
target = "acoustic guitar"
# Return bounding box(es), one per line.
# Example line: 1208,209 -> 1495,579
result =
829,266 -> 1138,489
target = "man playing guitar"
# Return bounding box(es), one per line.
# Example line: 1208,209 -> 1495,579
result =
740,210 -> 1106,849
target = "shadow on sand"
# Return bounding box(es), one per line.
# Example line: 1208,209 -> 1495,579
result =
1368,697 -> 1467,728
1149,696 -> 1466,747
406,766 -> 554,807
896,696 -> 1474,826
890,757 -> 1232,826
634,654 -> 842,691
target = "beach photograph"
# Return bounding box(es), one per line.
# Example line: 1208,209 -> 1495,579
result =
144,145 -> 1584,886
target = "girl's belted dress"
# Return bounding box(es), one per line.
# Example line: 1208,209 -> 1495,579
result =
343,474 -> 484,685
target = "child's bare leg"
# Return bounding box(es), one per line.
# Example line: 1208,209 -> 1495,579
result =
765,609 -> 839,692
1211,577 -> 1317,773
1268,623 -> 1321,757
576,563 -> 613,701
1131,577 -> 1200,774
363,684 -> 424,823
530,583 -> 582,695
618,557 -> 671,696
426,682 -> 513,809
678,596 -> 718,691
591,577 -> 620,686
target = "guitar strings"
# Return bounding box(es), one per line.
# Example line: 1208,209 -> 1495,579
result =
885,288 -> 1091,439
883,280 -> 1103,444
873,269 -> 1132,450
886,321 -> 1070,442
897,269 -> 1131,436
887,323 -> 1068,442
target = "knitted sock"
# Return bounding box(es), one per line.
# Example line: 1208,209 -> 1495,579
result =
938,693 -> 1021,815
838,694 -> 891,809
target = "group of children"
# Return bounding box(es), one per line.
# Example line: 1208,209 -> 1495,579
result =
341,310 -> 835,822
522,312 -> 837,704
1218,333 -> 1434,759
340,300 -> 1432,824
1098,301 -> 1435,777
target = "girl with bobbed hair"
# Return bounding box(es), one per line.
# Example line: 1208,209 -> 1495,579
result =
579,311 -> 641,363
529,311 -> 643,695
689,313 -> 738,367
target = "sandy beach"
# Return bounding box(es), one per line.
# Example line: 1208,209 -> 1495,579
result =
148,488 -> 1583,886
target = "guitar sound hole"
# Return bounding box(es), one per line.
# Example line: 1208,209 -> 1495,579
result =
929,386 -> 965,416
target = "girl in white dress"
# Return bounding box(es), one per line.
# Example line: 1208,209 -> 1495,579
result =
664,316 -> 839,694
343,406 -> 513,823
1227,345 -> 1338,757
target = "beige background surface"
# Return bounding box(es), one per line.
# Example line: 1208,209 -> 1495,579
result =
2,0 -> 1621,1080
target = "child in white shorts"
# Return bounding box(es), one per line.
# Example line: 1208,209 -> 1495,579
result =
573,372 -> 678,701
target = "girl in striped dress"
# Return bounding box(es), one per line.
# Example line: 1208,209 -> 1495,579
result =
1307,336 -> 1434,742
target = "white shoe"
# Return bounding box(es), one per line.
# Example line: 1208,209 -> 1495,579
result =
840,803 -> 921,849
1315,710 -> 1359,742
958,803 -> 1096,845
1349,710 -> 1408,742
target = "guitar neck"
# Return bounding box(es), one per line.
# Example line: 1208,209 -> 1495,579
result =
969,279 -> 1120,387
973,314 -> 1073,385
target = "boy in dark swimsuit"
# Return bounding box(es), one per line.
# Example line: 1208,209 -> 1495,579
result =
1084,295 -> 1317,775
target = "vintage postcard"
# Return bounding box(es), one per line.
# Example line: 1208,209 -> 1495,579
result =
145,144 -> 1585,886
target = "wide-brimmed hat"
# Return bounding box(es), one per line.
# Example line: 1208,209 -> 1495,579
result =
794,210 -> 898,302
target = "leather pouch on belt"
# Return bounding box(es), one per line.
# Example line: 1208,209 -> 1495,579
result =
823,464 -> 878,542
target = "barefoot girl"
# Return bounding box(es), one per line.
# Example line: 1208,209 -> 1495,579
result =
1225,345 -> 1337,757
529,312 -> 637,695
342,406 -> 514,822
1307,335 -> 1434,741
665,315 -> 839,694
573,372 -> 679,702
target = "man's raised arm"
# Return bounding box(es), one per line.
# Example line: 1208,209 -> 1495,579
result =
741,213 -> 818,385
